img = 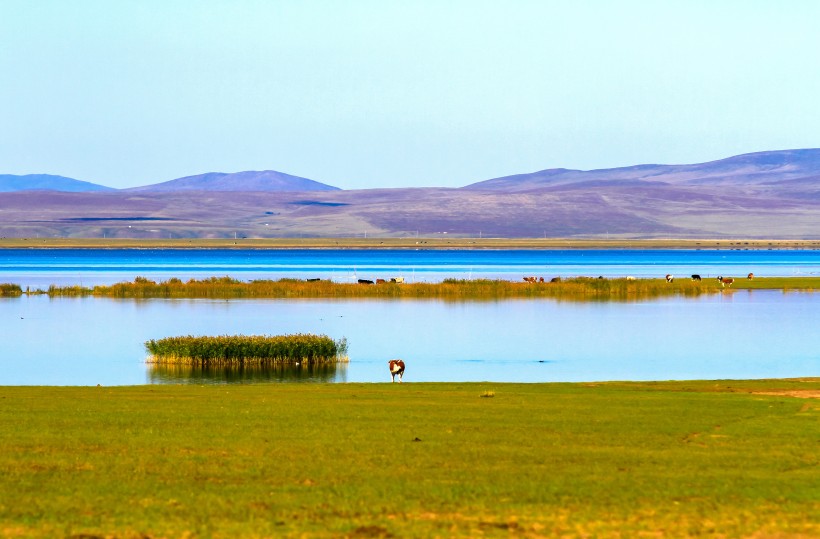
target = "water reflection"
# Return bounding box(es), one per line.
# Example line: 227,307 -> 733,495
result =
147,362 -> 347,384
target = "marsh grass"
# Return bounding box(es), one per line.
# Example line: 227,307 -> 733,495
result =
0,380 -> 817,538
145,334 -> 348,365
35,275 -> 820,301
0,283 -> 22,297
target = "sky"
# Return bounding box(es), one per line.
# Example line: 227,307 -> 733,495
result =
2,0 -> 820,190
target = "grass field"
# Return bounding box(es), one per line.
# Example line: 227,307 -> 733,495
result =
1,380 -> 818,538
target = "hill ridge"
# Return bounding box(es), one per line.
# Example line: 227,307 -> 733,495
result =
0,174 -> 114,193
128,169 -> 341,192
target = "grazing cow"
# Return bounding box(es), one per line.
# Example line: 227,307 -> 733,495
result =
306,278 -> 321,282
376,278 -> 386,284
717,276 -> 735,287
747,273 -> 754,280
523,276 -> 537,283
539,277 -> 544,283
625,276 -> 636,281
357,279 -> 374,285
388,359 -> 405,383
550,277 -> 561,283
691,274 -> 702,281
666,274 -> 674,283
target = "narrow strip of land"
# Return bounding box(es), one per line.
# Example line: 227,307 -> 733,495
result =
4,276 -> 817,300
2,237 -> 820,249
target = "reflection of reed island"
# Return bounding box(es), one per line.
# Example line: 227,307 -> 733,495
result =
145,334 -> 349,374
148,361 -> 347,384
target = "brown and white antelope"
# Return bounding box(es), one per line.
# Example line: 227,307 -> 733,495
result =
388,359 -> 405,383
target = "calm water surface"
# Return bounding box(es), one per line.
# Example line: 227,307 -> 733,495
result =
3,248 -> 820,288
2,291 -> 817,385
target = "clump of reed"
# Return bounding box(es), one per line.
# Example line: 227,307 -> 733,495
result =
0,283 -> 23,297
145,333 -> 349,366
47,284 -> 92,296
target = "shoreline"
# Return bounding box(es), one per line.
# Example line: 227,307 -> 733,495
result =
2,237 -> 820,250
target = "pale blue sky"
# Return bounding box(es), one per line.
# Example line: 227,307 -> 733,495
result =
2,0 -> 819,189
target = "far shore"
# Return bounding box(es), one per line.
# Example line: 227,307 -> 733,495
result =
1,237 -> 820,250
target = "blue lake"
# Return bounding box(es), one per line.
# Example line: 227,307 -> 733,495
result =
2,248 -> 820,288
1,291 -> 817,386
1,248 -> 818,386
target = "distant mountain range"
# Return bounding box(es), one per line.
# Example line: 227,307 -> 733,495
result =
0,170 -> 340,193
2,149 -> 819,238
466,148 -> 820,193
5,148 -> 820,194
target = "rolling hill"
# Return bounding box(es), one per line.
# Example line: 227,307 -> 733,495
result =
128,170 -> 340,192
1,150 -> 819,239
0,174 -> 114,193
464,149 -> 820,195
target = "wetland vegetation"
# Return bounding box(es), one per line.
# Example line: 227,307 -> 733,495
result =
24,275 -> 820,301
145,333 -> 348,365
0,283 -> 22,296
1,380 -> 817,538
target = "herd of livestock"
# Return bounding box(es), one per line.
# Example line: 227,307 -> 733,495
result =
518,273 -> 756,287
348,274 -> 756,287
665,273 -> 754,287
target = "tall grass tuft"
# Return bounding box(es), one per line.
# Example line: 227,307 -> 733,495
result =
0,283 -> 23,297
145,334 -> 349,366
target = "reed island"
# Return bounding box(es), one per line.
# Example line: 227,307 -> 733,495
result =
145,333 -> 349,366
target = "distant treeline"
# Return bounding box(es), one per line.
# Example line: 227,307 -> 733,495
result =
14,275 -> 820,301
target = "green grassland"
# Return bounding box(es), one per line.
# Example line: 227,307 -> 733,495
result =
1,380 -> 818,538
